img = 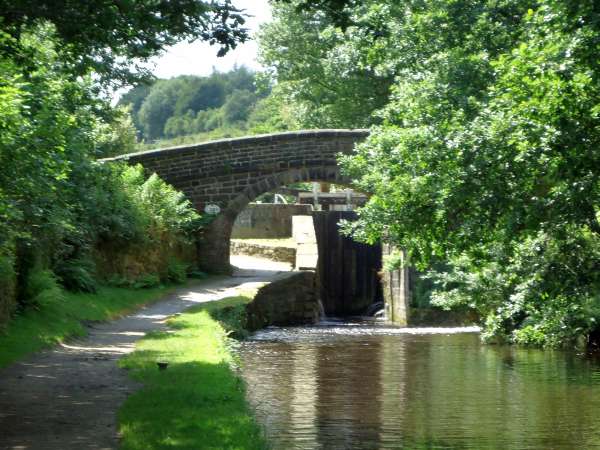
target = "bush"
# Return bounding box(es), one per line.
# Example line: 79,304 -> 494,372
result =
24,269 -> 64,308
107,275 -> 132,288
429,228 -> 600,347
0,27 -> 202,329
55,258 -> 98,293
166,260 -> 187,284
132,274 -> 161,289
90,163 -> 201,289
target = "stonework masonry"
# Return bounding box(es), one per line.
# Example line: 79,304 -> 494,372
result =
104,130 -> 369,274
245,271 -> 321,331
382,244 -> 411,326
231,204 -> 313,239
104,130 -> 368,216
102,129 -> 410,326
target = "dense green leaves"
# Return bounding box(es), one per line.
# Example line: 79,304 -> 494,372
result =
0,25 -> 202,321
264,0 -> 600,347
0,0 -> 248,85
258,1 -> 394,128
119,67 -> 297,148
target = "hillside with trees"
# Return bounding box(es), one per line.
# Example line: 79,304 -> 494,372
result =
118,66 -> 298,150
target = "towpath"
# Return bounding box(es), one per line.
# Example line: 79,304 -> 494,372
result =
0,256 -> 291,450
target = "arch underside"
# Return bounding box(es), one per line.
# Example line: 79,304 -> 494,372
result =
198,166 -> 355,273
224,166 -> 352,220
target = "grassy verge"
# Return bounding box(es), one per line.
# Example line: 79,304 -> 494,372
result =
0,283 -> 194,368
118,293 -> 266,450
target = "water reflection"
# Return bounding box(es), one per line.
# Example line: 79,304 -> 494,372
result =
238,320 -> 600,450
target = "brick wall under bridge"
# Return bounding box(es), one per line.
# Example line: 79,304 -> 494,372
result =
103,129 -> 410,323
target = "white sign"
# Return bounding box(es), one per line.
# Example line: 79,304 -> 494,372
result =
204,204 -> 221,215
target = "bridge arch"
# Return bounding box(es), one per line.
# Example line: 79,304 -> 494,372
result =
205,165 -> 354,273
104,129 -> 410,324
104,129 -> 369,273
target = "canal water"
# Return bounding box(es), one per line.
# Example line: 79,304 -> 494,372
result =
237,319 -> 600,450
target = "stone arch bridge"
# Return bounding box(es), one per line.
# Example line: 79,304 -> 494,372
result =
105,129 -> 369,272
104,129 -> 409,324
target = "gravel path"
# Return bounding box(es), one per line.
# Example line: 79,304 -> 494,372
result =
0,256 -> 291,450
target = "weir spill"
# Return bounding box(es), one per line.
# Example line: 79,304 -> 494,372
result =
237,318 -> 600,450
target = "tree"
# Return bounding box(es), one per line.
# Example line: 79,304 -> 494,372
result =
120,67 -> 274,142
275,0 -> 358,30
137,79 -> 186,140
0,24 -> 206,317
264,0 -> 600,346
119,83 -> 154,131
258,1 -> 394,128
0,0 -> 248,85
340,1 -> 599,262
96,108 -> 138,157
334,0 -> 600,346
222,89 -> 257,124
247,89 -> 298,133
174,77 -> 227,116
220,65 -> 256,92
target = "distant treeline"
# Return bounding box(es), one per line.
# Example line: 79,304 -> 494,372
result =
119,67 -> 296,147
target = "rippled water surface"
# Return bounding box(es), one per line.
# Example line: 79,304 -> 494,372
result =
237,319 -> 600,450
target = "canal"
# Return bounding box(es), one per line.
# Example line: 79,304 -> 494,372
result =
237,319 -> 600,449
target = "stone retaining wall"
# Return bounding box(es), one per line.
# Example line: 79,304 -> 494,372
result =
231,204 -> 312,239
230,241 -> 296,265
245,271 -> 321,331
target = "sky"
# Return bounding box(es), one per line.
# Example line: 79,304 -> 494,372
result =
148,0 -> 272,79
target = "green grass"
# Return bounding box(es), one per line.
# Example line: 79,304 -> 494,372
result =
0,284 -> 190,368
118,294 -> 266,450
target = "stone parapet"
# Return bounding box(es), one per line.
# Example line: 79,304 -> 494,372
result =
101,129 -> 368,215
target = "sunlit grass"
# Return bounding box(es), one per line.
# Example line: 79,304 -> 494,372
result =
118,294 -> 266,450
0,284 -> 187,368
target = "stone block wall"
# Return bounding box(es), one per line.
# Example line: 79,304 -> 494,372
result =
103,129 -> 369,274
231,204 -> 312,239
230,240 -> 296,265
382,244 -> 410,325
245,271 -> 321,331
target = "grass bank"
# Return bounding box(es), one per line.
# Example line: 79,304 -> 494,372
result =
0,283 -> 193,368
118,294 -> 266,450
